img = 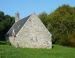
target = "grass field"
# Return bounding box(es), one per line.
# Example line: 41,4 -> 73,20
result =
0,44 -> 75,58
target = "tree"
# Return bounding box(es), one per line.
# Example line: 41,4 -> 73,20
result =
39,5 -> 75,47
0,11 -> 15,41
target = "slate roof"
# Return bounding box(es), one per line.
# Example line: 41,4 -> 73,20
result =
7,15 -> 30,36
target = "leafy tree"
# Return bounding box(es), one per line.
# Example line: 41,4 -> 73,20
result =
39,5 -> 75,47
0,11 -> 15,41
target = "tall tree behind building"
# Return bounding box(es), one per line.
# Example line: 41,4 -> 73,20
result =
0,11 -> 15,41
39,5 -> 75,47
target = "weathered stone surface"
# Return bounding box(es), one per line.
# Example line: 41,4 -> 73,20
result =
7,13 -> 52,49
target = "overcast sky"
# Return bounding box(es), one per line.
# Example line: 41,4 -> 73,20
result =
0,0 -> 75,18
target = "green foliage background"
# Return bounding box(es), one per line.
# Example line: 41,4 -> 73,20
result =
39,5 -> 75,47
0,11 -> 15,41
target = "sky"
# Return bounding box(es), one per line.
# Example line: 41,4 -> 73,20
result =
0,0 -> 75,18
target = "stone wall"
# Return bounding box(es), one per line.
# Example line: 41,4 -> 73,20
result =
9,14 -> 52,49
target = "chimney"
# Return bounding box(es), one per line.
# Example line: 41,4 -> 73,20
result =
15,12 -> 20,22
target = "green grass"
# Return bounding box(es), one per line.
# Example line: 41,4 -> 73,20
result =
0,44 -> 75,58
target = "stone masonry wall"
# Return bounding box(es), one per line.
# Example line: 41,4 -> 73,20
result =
9,14 -> 52,48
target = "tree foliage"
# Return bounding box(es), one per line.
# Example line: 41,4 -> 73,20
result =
39,5 -> 75,47
0,11 -> 15,41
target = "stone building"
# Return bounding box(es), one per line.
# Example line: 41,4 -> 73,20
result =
6,13 -> 52,49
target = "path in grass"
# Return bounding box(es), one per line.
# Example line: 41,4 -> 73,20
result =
0,44 -> 75,58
